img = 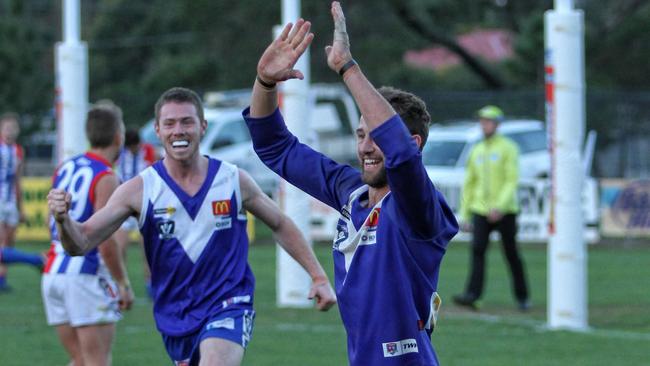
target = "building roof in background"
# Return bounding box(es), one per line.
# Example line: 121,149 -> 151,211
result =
404,29 -> 514,71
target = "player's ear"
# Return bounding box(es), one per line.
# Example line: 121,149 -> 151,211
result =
412,134 -> 422,149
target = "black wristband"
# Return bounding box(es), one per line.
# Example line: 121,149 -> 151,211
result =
256,75 -> 276,89
338,59 -> 357,76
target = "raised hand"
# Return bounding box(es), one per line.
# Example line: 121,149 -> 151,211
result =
325,1 -> 353,73
257,19 -> 314,84
47,188 -> 72,223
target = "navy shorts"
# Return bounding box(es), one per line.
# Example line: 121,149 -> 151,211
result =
162,308 -> 255,366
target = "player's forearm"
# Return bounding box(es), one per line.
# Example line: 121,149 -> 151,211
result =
99,238 -> 130,287
342,65 -> 395,131
250,78 -> 279,118
56,218 -> 91,256
273,216 -> 328,281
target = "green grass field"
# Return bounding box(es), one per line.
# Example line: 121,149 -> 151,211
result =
1,231 -> 649,365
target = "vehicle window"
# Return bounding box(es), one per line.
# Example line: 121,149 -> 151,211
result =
506,130 -> 547,154
422,141 -> 467,167
210,118 -> 251,150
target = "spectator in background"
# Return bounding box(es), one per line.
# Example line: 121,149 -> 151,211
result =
115,128 -> 159,297
453,105 -> 530,311
0,112 -> 26,291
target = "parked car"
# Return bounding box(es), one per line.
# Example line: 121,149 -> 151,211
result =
423,119 -> 549,180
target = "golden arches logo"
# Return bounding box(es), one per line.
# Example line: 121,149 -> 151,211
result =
365,208 -> 381,227
212,200 -> 231,215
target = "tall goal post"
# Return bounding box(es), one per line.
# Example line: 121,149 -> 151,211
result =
545,0 -> 588,330
56,0 -> 88,162
275,0 -> 314,308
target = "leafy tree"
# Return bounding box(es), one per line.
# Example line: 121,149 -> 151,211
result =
0,0 -> 54,129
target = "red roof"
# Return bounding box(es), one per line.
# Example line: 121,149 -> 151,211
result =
404,29 -> 514,70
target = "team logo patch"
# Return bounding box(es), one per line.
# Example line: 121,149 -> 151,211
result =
382,338 -> 419,358
157,219 -> 175,239
333,218 -> 349,250
212,200 -> 232,230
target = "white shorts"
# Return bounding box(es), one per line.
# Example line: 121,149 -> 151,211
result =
119,216 -> 139,232
41,273 -> 122,327
0,201 -> 19,226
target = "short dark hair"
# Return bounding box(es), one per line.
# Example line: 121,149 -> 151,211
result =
154,87 -> 204,124
124,128 -> 140,147
86,106 -> 123,148
377,86 -> 431,150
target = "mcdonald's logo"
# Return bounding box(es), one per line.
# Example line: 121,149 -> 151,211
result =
365,208 -> 381,227
212,200 -> 231,215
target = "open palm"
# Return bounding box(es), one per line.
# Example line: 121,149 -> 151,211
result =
257,19 -> 313,83
326,1 -> 353,72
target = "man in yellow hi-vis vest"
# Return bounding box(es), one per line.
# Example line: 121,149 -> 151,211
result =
453,105 -> 529,311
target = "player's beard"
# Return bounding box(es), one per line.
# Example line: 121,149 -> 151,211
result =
362,165 -> 388,188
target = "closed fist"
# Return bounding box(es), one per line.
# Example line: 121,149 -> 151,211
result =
47,189 -> 72,223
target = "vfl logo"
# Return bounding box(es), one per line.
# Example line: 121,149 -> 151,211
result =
382,338 -> 419,358
157,219 -> 175,239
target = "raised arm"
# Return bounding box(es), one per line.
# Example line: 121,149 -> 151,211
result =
47,176 -> 142,256
239,169 -> 336,311
325,1 -> 395,131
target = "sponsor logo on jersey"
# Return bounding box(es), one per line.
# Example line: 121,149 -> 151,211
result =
212,200 -> 232,230
206,317 -> 235,330
360,208 -> 380,245
153,206 -> 176,216
365,207 -> 381,227
382,338 -> 419,358
222,295 -> 251,308
157,219 -> 175,239
212,200 -> 231,215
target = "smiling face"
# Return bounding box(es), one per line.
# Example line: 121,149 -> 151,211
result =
356,116 -> 388,188
155,102 -> 207,163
